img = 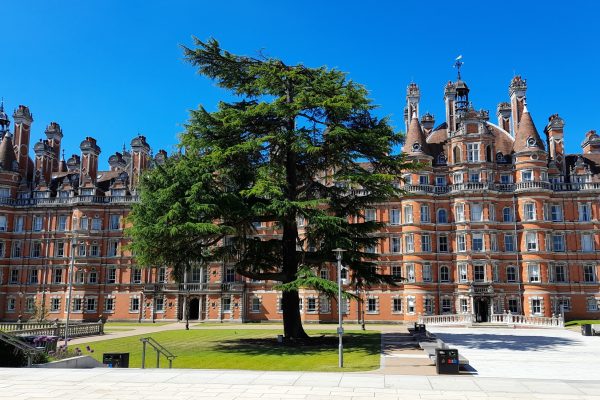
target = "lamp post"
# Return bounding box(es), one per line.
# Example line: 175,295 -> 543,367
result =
333,248 -> 346,368
64,236 -> 77,347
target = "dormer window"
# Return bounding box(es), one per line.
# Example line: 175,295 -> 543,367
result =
527,137 -> 537,147
412,143 -> 421,152
496,152 -> 505,162
437,153 -> 447,165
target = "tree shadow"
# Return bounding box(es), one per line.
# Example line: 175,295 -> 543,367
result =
432,332 -> 578,352
213,333 -> 381,357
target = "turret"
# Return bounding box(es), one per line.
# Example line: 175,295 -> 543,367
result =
80,136 -> 101,182
45,122 -> 63,172
509,76 -> 527,136
402,112 -> 428,155
130,135 -> 151,187
581,130 -> 600,154
33,139 -> 54,184
545,114 -> 566,176
496,102 -> 511,133
0,100 -> 10,139
404,83 -> 420,132
12,105 -> 33,181
421,113 -> 435,133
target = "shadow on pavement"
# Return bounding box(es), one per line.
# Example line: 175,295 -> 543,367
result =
432,332 -> 577,351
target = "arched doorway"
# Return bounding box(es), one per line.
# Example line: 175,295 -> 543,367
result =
474,297 -> 489,323
188,298 -> 200,320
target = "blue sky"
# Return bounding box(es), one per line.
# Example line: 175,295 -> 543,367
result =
1,0 -> 599,166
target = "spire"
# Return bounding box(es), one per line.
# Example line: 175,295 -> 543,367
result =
402,112 -> 428,154
0,98 -> 9,137
513,105 -> 545,153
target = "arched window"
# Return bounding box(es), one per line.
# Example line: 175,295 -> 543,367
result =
437,153 -> 447,165
437,209 -> 447,223
440,266 -> 450,282
486,145 -> 492,162
453,146 -> 462,163
503,207 -> 512,222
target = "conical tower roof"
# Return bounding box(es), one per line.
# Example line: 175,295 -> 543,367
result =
0,133 -> 17,171
402,112 -> 428,154
513,105 -> 545,153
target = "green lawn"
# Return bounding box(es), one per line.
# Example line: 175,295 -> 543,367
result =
565,320 -> 600,327
77,329 -> 381,372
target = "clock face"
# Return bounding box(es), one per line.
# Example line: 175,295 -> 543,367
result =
527,137 -> 536,147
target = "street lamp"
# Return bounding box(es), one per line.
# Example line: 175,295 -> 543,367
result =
64,236 -> 77,347
333,248 -> 346,368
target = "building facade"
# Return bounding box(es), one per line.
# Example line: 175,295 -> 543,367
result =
1,72 -> 600,324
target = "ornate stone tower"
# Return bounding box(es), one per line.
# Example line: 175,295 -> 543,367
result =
45,122 -> 63,172
509,76 -> 527,136
497,102 -> 511,133
404,83 -> 420,132
130,135 -> 151,189
545,114 -> 566,175
80,136 -> 101,183
12,105 -> 33,183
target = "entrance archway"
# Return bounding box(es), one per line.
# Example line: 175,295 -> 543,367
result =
475,297 -> 489,323
189,298 -> 200,320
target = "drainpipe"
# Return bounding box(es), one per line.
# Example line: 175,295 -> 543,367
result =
512,193 -> 522,313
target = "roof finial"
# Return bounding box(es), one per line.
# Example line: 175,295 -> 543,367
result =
454,55 -> 463,80
0,97 -> 4,112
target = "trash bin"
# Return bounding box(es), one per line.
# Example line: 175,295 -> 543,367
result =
414,323 -> 426,334
582,324 -> 593,336
435,348 -> 459,374
103,353 -> 130,368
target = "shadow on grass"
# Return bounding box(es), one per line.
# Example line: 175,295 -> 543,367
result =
433,333 -> 577,352
213,333 -> 381,357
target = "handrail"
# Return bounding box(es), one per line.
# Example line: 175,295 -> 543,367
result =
140,337 -> 176,369
0,330 -> 43,367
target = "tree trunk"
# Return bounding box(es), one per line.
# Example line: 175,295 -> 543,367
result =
282,289 -> 308,339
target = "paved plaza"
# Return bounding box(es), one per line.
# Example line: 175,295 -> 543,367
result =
2,367 -> 600,400
2,325 -> 600,399
429,326 -> 600,381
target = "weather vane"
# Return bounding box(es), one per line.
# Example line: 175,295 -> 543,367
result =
454,55 -> 463,80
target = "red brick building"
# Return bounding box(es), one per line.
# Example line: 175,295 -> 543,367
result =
1,73 -> 599,324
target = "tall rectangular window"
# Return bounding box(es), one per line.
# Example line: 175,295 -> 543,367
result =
391,237 -> 401,253
51,298 -> 60,312
406,264 -> 415,282
56,241 -> 65,257
582,234 -> 594,252
158,267 -> 167,283
390,209 -> 400,225
404,234 -> 414,253
80,217 -> 89,230
53,268 -> 63,284
442,298 -> 452,313
392,298 -> 402,313
507,266 -> 517,282
528,264 -> 541,282
470,203 -> 483,221
524,203 -> 536,221
474,265 -> 485,282
109,215 -> 120,230
420,205 -> 430,223
438,235 -> 448,252
30,241 -> 42,258
92,218 -> 102,230
472,233 -> 484,252
224,267 -> 235,282
553,234 -> 565,252
131,269 -> 142,284
579,203 -> 592,222
107,267 -> 116,284
419,175 -> 428,185
457,234 -> 466,252
424,298 -> 434,314
467,143 -> 480,162
550,204 -> 563,221
526,232 -> 537,251
0,215 -> 6,231
130,298 -> 140,312
554,265 -> 566,283
57,215 -> 68,231
14,216 -> 24,232
508,299 -> 519,313
422,264 -> 432,282
521,170 -> 533,182
531,299 -> 542,315
33,216 -> 43,232
584,265 -> 596,283
505,234 -> 515,252
108,241 -> 118,257
407,296 -> 416,314
403,205 -> 413,224
459,264 -> 468,282
28,268 -> 38,284
12,241 -> 22,258
421,234 -> 431,252
104,298 -> 114,312
455,203 -> 465,222
460,298 -> 469,313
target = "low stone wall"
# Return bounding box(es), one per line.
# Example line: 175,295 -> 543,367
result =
33,355 -> 103,369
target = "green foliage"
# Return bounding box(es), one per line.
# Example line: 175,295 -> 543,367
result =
128,38 -> 416,337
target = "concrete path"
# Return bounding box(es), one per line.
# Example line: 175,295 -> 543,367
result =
1,367 -> 599,399
429,326 -> 600,381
